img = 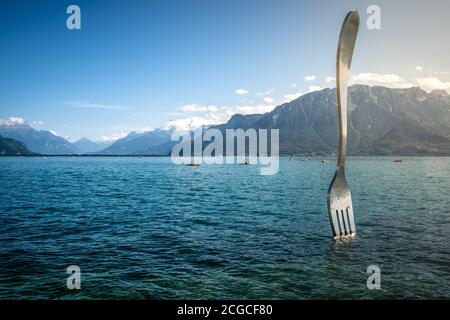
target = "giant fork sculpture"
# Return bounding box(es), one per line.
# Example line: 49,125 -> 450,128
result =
327,11 -> 359,240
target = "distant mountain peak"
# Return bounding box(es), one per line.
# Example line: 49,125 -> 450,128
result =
98,129 -> 172,155
430,89 -> 448,96
73,137 -> 107,154
0,121 -> 79,155
76,137 -> 93,142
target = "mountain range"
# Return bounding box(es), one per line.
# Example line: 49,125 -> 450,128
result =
0,123 -> 79,154
1,85 -> 449,156
0,135 -> 36,155
95,85 -> 450,156
72,137 -> 113,153
214,85 -> 450,155
98,129 -> 172,155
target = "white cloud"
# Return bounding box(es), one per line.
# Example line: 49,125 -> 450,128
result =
112,124 -> 154,134
164,116 -> 220,131
235,88 -> 249,95
281,85 -> 323,103
49,130 -> 57,136
164,102 -> 277,131
325,76 -> 336,83
304,75 -> 316,82
433,70 -> 450,75
178,103 -> 218,113
263,97 -> 275,105
98,132 -> 128,142
32,120 -> 44,126
416,76 -> 450,93
65,101 -> 127,110
166,103 -> 226,130
308,85 -> 323,92
291,83 -> 297,88
283,91 -> 303,103
0,117 -> 27,126
350,72 -> 413,88
415,66 -> 424,72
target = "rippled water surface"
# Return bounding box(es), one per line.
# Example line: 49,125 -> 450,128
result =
0,157 -> 449,299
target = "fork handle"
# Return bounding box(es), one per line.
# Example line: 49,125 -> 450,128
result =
336,11 -> 359,170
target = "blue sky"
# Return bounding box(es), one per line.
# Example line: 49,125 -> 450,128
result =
1,0 -> 450,141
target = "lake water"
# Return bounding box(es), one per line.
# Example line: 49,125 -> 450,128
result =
0,157 -> 449,299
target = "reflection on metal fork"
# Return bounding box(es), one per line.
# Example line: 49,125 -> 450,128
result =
327,11 -> 359,240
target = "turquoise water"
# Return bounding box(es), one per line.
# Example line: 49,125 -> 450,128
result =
0,157 -> 449,299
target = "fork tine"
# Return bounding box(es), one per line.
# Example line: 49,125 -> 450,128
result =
330,209 -> 340,237
346,206 -> 356,234
340,210 -> 348,234
337,210 -> 345,236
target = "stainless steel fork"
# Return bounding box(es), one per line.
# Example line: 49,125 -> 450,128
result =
327,11 -> 359,240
